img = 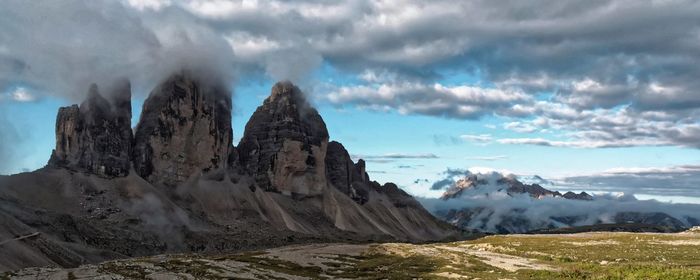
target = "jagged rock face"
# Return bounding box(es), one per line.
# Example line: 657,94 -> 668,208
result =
48,83 -> 133,177
499,177 -> 562,198
133,73 -> 232,186
325,141 -> 370,204
376,182 -> 422,208
563,191 -> 593,200
440,174 -> 592,201
238,81 -> 329,195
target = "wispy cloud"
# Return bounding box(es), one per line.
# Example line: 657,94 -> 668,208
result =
7,88 -> 36,102
496,137 -> 671,149
325,82 -> 530,120
557,165 -> 700,198
432,134 -> 465,146
465,155 -> 508,161
353,153 -> 439,160
459,134 -> 493,143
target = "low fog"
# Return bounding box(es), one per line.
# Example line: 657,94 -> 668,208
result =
0,0 -> 237,101
419,169 -> 700,233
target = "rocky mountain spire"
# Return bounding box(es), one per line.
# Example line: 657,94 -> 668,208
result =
48,81 -> 133,177
133,72 -> 232,186
237,81 -> 329,195
325,141 -> 370,204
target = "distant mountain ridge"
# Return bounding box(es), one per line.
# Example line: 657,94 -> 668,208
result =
440,173 -> 593,201
0,73 -> 458,272
427,171 -> 699,234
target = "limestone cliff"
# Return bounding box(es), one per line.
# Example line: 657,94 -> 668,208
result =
132,73 -> 232,186
48,82 -> 133,177
325,141 -> 370,204
237,81 -> 329,196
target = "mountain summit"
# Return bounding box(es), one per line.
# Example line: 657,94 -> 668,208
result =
133,72 -> 233,186
237,81 -> 329,195
48,81 -> 133,177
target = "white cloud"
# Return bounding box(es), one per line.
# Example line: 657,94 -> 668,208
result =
504,121 -> 537,133
126,0 -> 171,11
603,165 -> 700,175
465,155 -> 508,161
555,164 -> 700,199
224,33 -> 282,59
352,153 -> 439,160
419,167 -> 700,232
5,87 -> 36,102
497,137 -> 670,148
572,78 -> 603,92
326,82 -> 531,119
459,134 -> 493,143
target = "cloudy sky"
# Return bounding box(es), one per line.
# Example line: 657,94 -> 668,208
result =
1,0 -> 699,202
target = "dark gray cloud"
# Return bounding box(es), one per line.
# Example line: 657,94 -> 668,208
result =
430,179 -> 454,191
430,168 -> 469,190
496,104 -> 700,149
557,165 -> 700,199
0,0 -> 236,101
352,153 -> 439,163
414,178 -> 429,184
325,82 -> 531,120
2,0 -> 700,149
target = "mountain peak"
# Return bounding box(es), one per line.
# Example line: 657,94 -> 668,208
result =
269,80 -> 304,102
440,171 -> 592,201
48,83 -> 133,177
238,82 -> 329,195
133,73 -> 232,185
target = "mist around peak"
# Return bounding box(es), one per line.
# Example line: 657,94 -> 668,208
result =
420,168 -> 700,233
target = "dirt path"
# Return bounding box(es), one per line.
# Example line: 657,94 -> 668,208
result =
436,245 -> 557,272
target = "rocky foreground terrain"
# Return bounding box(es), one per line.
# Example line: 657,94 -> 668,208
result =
0,72 -> 458,272
4,228 -> 700,279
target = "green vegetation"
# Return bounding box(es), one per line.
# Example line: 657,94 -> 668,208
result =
1,272 -> 16,280
329,253 -> 445,279
157,258 -> 227,279
8,231 -> 700,279
461,232 -> 700,280
223,251 -> 324,278
97,261 -> 149,279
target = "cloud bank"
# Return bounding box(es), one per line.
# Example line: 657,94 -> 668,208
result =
1,0 -> 699,149
556,165 -> 700,199
420,168 -> 700,233
0,0 -> 236,101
